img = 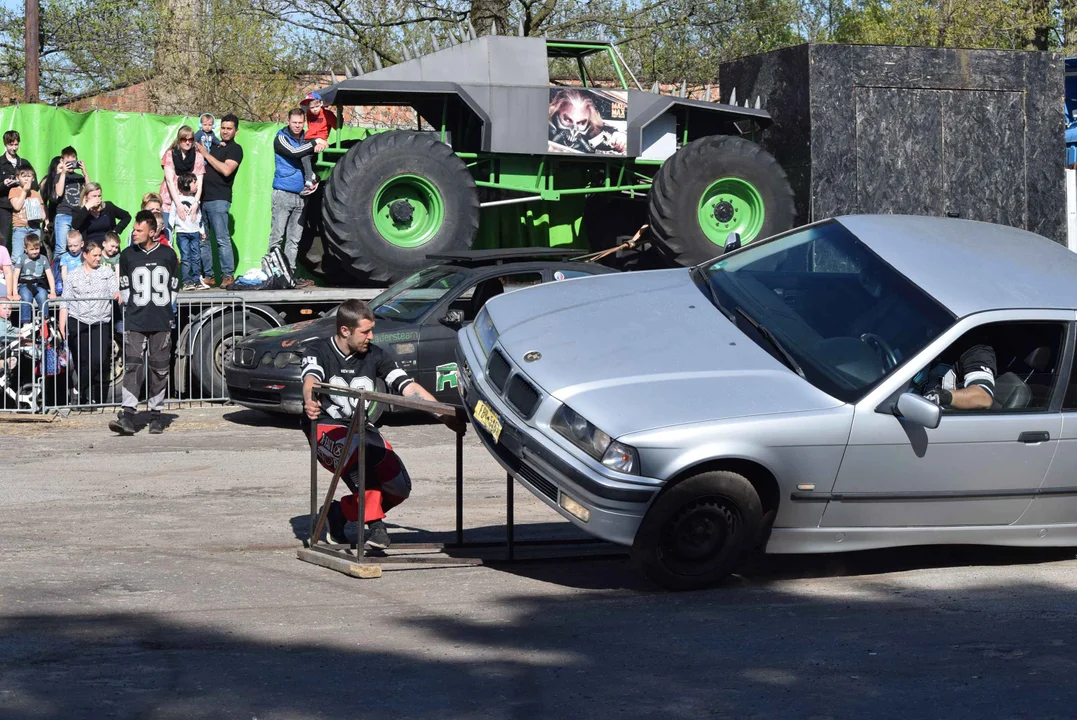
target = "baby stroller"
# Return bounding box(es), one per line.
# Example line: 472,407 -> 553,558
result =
0,310 -> 68,412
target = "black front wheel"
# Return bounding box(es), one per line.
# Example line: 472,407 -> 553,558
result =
631,470 -> 762,591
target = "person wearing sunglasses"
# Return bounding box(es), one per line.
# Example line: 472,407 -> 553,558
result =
159,125 -> 205,243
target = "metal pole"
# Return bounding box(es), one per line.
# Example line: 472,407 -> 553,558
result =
356,393 -> 368,561
455,409 -> 464,546
309,418 -> 318,546
506,472 -> 514,561
310,399 -> 361,546
24,0 -> 39,103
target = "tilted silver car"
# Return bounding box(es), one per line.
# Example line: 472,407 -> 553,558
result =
457,215 -> 1077,589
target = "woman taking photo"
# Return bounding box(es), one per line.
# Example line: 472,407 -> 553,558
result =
71,183 -> 131,244
160,125 -> 205,239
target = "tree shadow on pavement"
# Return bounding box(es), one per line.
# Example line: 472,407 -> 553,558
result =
2,575 -> 1077,719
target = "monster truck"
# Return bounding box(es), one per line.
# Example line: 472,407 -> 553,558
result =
315,35 -> 795,283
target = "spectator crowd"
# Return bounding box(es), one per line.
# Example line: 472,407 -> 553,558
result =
0,93 -> 335,413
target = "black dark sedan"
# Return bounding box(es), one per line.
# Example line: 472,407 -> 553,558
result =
224,249 -> 616,421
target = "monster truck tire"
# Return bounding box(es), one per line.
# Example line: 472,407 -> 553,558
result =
322,131 -> 480,284
631,470 -> 762,591
647,135 -> 795,266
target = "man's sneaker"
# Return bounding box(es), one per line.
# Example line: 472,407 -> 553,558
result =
220,276 -> 235,288
326,501 -> 351,546
365,520 -> 391,550
299,182 -> 318,197
148,414 -> 165,435
195,277 -> 211,289
203,277 -> 218,288
108,411 -> 136,435
181,280 -> 198,291
295,278 -> 315,289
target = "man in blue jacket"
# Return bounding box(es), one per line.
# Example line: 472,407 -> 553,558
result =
269,108 -> 316,287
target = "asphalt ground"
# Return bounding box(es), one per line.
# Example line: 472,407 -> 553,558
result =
2,406 -> 1077,719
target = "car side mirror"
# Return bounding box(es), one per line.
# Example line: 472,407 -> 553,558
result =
723,232 -> 742,254
895,392 -> 941,429
440,309 -> 465,330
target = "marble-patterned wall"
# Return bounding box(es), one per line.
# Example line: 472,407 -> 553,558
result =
720,44 -> 1066,244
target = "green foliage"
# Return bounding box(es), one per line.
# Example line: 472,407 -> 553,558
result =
0,0 -> 157,100
830,0 -> 1058,50
1,0 -> 1073,112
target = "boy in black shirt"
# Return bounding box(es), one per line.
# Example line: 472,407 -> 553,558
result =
110,210 -> 179,436
300,299 -> 464,548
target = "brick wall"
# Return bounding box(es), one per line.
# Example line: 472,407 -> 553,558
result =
64,82 -> 153,113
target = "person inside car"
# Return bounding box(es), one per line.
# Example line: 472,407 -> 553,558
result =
918,341 -> 996,411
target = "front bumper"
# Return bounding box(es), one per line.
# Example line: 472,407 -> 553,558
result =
224,361 -> 303,414
457,331 -> 659,547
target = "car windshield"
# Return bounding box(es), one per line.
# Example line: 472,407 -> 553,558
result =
369,266 -> 469,322
697,220 -> 954,402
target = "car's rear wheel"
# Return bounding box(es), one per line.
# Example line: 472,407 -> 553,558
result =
631,470 -> 762,591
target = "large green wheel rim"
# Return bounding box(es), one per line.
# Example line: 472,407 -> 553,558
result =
697,177 -> 765,246
372,175 -> 445,248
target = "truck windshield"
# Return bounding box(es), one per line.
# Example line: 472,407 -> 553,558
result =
370,266 -> 468,322
697,221 -> 954,402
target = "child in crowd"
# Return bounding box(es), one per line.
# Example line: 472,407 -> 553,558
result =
58,229 -> 84,287
8,234 -> 56,326
169,173 -> 209,290
138,193 -> 171,248
194,114 -> 218,153
0,302 -> 16,342
52,146 -> 87,257
299,91 -> 337,195
8,166 -> 46,260
101,231 -> 121,272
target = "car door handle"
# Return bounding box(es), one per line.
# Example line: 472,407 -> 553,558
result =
1018,431 -> 1050,444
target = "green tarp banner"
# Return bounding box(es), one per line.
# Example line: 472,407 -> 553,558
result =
0,104 -> 590,278
0,104 -> 349,274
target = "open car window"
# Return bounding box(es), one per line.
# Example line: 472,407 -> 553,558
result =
448,272 -> 545,322
913,321 -> 1065,413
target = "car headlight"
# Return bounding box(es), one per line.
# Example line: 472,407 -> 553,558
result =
273,351 -> 303,368
551,404 -> 639,475
473,307 -> 498,358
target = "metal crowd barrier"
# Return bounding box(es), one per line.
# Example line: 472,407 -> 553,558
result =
0,298 -> 42,413
0,293 -> 248,415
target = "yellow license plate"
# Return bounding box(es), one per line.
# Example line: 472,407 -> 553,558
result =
474,400 -> 503,443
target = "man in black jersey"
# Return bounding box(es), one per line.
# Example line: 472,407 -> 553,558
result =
110,210 -> 180,435
301,299 -> 464,548
919,342 -> 996,411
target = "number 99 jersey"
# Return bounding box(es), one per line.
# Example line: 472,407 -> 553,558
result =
300,337 -> 415,421
118,244 -> 180,333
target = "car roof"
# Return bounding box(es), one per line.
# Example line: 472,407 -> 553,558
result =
836,215 -> 1077,318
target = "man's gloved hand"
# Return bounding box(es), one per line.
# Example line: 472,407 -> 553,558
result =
922,386 -> 953,408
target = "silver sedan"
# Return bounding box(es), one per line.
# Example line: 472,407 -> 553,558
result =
457,215 -> 1077,589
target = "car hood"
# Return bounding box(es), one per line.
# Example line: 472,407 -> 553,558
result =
486,268 -> 845,437
242,316 -> 413,350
